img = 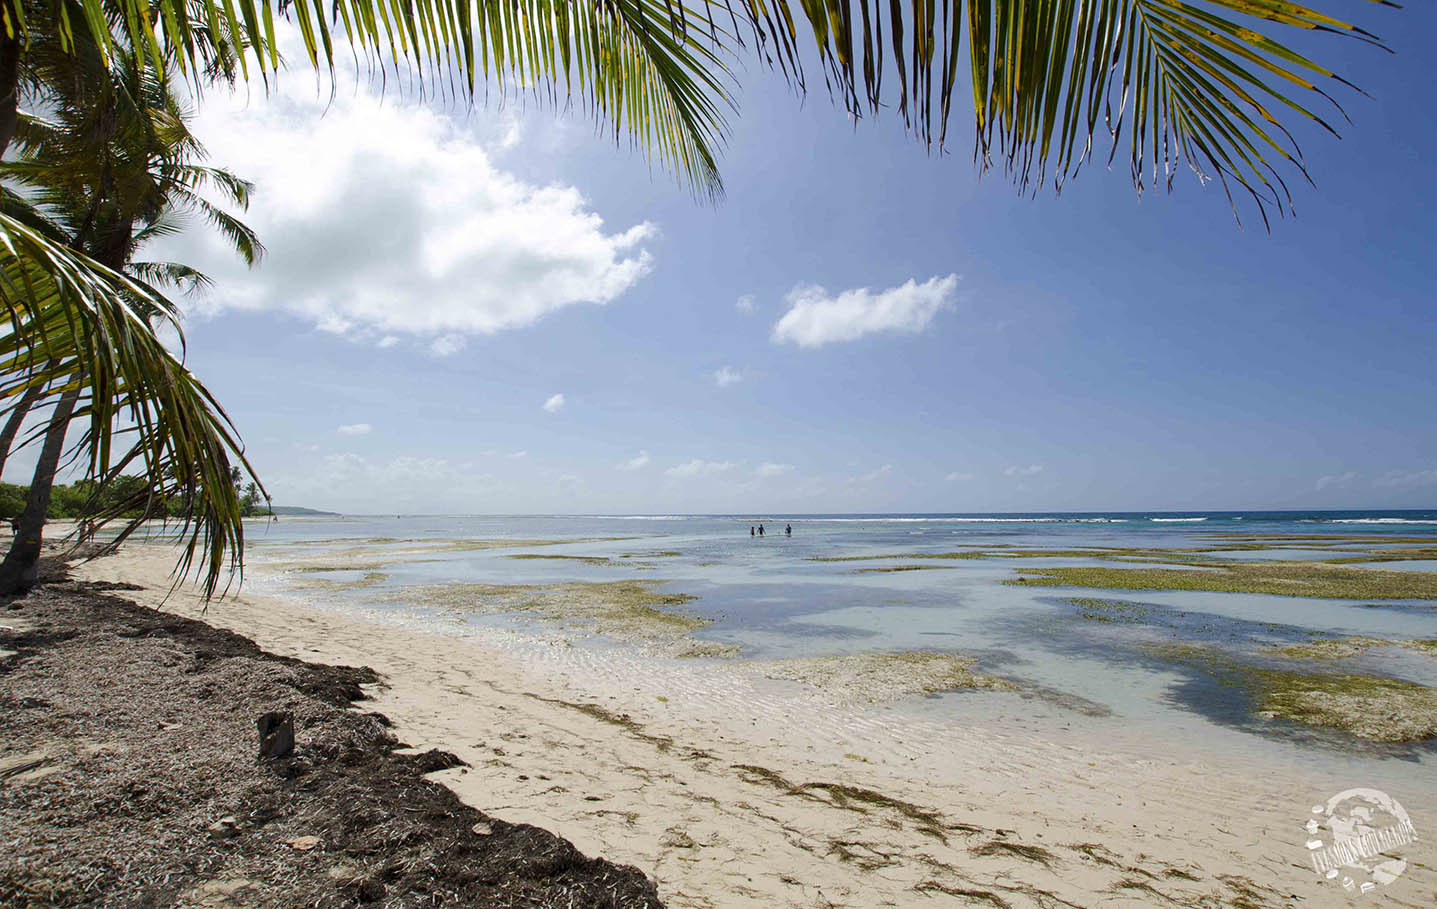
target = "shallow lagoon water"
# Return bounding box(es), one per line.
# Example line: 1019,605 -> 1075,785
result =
1203,548 -> 1371,561
239,511 -> 1437,779
1373,559 -> 1437,572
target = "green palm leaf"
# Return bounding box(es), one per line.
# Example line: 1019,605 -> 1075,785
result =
0,211 -> 256,598
3,0 -> 1390,214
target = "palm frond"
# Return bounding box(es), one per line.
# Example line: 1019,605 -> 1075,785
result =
130,211 -> 186,247
0,212 -> 255,598
173,163 -> 254,209
179,191 -> 263,265
128,259 -> 213,292
745,0 -> 1389,221
6,1 -> 1392,214
9,0 -> 739,200
19,1 -> 1396,216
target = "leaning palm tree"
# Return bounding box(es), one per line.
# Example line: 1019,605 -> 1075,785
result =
0,30 -> 260,594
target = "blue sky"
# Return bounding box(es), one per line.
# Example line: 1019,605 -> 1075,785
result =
120,7 -> 1437,514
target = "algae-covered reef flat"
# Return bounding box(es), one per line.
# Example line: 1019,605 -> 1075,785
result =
811,535 -> 1437,570
754,651 -> 1016,707
1144,643 -> 1437,742
505,554 -> 615,566
1257,672 -> 1437,742
284,570 -> 390,592
852,564 -> 956,574
1006,562 -> 1437,599
413,579 -> 736,656
1068,597 -> 1159,624
812,548 -> 1104,563
266,537 -> 638,572
1267,637 -> 1437,660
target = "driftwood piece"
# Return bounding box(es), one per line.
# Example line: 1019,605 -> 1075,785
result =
256,711 -> 294,759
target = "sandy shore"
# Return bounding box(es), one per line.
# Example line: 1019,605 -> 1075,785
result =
74,542 -> 1436,907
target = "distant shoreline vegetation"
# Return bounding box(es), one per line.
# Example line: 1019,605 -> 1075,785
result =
0,478 -> 335,523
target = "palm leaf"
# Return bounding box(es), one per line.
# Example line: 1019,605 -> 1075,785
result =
128,259 -> 214,291
3,0 -> 1394,212
168,186 -> 264,265
0,211 -> 257,598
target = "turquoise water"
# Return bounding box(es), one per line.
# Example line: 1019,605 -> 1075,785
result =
234,511 -> 1437,767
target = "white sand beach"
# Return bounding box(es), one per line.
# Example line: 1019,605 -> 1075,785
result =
74,542 -> 1436,908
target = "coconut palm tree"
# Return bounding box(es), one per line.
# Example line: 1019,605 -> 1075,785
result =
0,9 -> 240,474
0,30 -> 260,594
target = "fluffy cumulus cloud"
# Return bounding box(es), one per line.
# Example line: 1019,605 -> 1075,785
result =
770,275 -> 957,347
666,459 -> 735,479
735,293 -> 757,313
618,451 -> 651,471
1004,464 -> 1044,477
336,423 -> 372,435
543,393 -> 566,414
712,366 -> 743,387
168,76 -> 655,348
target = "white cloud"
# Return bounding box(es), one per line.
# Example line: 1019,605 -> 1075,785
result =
507,450 -> 529,459
944,472 -> 974,483
735,293 -> 757,313
1004,464 -> 1044,477
336,423 -> 372,436
377,336 -> 400,349
429,334 -> 467,357
618,451 -> 651,471
713,366 -> 743,387
666,459 -> 735,479
770,275 -> 957,347
754,462 -> 794,478
543,393 -> 566,414
268,452 -> 498,511
1375,468 -> 1437,489
850,464 -> 892,484
1316,471 -> 1360,491
170,75 -> 655,347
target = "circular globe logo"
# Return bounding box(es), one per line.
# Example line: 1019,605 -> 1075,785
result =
1306,788 -> 1417,896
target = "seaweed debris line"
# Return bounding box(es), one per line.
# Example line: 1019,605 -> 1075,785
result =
0,551 -> 660,907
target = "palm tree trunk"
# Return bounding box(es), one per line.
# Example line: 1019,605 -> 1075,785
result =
0,377 -> 50,478
0,29 -> 19,157
0,383 -> 80,594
